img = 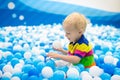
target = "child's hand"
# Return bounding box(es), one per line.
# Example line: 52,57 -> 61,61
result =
47,52 -> 61,59
53,47 -> 63,52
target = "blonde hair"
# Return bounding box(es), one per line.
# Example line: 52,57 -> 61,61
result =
63,12 -> 87,33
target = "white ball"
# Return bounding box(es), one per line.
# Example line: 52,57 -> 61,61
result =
89,66 -> 103,77
23,43 -> 30,50
37,55 -> 45,62
41,66 -> 53,78
66,67 -> 79,78
82,74 -> 93,80
31,47 -> 40,55
13,44 -> 23,51
12,68 -> 21,74
11,76 -> 20,80
2,72 -> 12,78
0,70 -> 2,78
0,53 -> 2,60
80,71 -> 89,77
93,77 -> 102,80
52,41 -> 62,49
111,75 -> 120,80
113,58 -> 119,66
104,55 -> 114,64
24,51 -> 32,59
3,64 -> 13,73
8,2 -> 15,10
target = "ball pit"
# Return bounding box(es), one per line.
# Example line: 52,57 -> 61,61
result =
0,24 -> 120,80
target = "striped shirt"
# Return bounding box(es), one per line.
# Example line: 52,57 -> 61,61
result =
68,35 -> 95,68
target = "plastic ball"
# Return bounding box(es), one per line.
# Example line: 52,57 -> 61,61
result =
10,58 -> 19,67
12,72 -> 23,78
14,52 -> 22,59
111,75 -> 120,80
100,73 -> 111,80
32,58 -> 42,67
24,51 -> 32,59
93,77 -> 101,80
3,51 -> 12,58
75,64 -> 85,72
104,55 -> 114,64
40,42 -> 45,47
2,72 -> 12,78
13,45 -> 23,51
117,60 -> 120,68
28,67 -> 39,76
37,55 -> 45,62
89,66 -> 103,77
99,55 -> 105,64
114,68 -> 120,75
52,41 -> 62,49
45,59 -> 55,69
113,58 -> 119,66
41,66 -> 53,78
66,67 -> 79,80
0,53 -> 2,60
21,73 -> 29,80
0,63 -> 5,71
56,66 -> 69,73
52,70 -> 65,80
6,54 -> 14,61
2,64 -> 13,73
0,70 -> 2,78
11,76 -> 20,80
28,75 -> 39,80
31,47 -> 40,55
1,77 -> 10,80
82,74 -> 92,80
103,63 -> 115,75
22,64 -> 33,73
23,43 -> 30,50
36,62 -> 45,73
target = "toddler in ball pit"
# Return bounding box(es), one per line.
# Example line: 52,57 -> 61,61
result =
47,12 -> 96,68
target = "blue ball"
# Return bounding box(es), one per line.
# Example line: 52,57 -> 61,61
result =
22,64 -> 33,73
36,62 -> 45,73
21,73 -> 29,80
117,60 -> 120,68
28,67 -> 39,76
28,75 -> 39,80
24,59 -> 33,64
6,54 -> 14,61
1,77 -> 10,80
101,46 -> 109,53
0,63 -> 6,70
94,44 -> 101,50
12,72 -> 23,78
10,58 -> 19,67
14,52 -> 22,59
56,66 -> 69,73
40,42 -> 45,47
75,64 -> 85,72
103,63 -> 115,75
100,73 -> 111,80
46,59 -> 55,69
33,58 -> 42,67
114,68 -> 120,75
52,70 -> 65,80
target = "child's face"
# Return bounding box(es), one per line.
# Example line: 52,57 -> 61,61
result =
63,24 -> 82,43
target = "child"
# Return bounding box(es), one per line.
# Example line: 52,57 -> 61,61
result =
47,12 -> 96,68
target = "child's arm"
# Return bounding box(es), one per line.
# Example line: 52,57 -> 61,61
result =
47,52 -> 81,64
53,47 -> 68,55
